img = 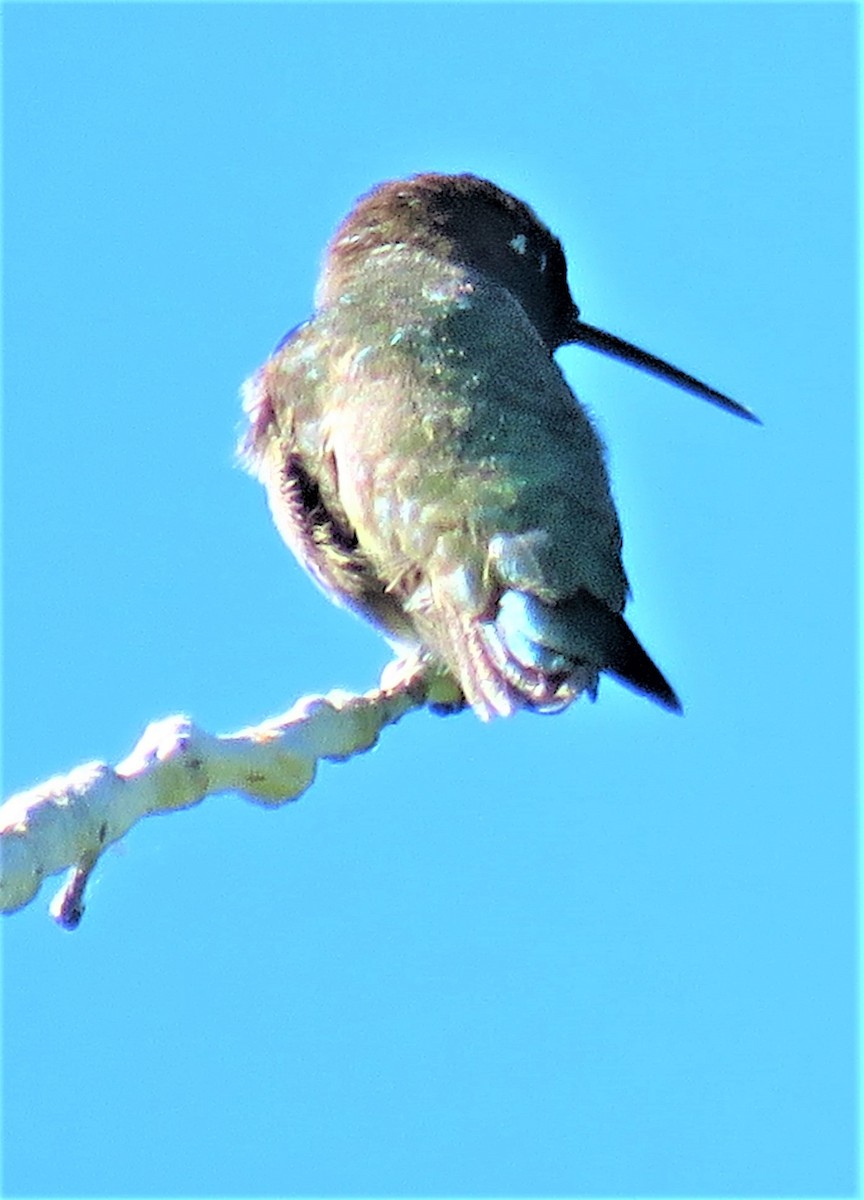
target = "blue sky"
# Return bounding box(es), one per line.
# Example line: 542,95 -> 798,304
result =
3,4 -> 857,1197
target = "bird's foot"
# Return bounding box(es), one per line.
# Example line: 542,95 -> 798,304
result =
378,655 -> 466,716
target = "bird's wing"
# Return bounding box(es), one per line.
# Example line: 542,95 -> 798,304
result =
239,325 -> 415,639
320,283 -> 647,715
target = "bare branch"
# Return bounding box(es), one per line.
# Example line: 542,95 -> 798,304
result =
1,659 -> 462,927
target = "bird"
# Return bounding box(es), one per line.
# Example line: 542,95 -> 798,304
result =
239,173 -> 757,720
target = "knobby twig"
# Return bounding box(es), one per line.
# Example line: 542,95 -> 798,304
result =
1,659 -> 462,928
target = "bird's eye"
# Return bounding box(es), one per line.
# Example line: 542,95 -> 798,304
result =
507,232 -> 549,276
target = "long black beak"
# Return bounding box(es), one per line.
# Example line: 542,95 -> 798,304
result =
566,315 -> 760,424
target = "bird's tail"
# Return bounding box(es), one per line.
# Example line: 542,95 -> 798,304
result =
417,587 -> 681,721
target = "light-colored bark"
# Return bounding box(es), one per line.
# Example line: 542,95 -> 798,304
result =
1,659 -> 461,927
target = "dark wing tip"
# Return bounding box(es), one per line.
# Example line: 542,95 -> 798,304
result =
568,590 -> 682,714
608,632 -> 683,714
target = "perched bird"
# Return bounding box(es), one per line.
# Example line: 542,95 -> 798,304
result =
240,173 -> 756,720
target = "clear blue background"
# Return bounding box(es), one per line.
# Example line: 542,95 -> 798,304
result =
3,4 -> 856,1197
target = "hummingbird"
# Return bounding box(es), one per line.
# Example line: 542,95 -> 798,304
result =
240,173 -> 756,720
